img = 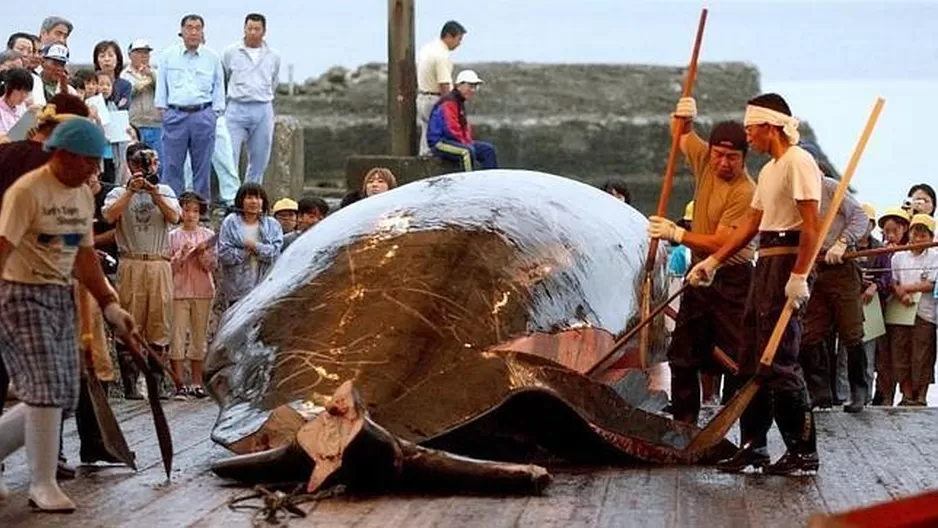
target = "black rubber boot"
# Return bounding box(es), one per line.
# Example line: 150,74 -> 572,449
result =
669,366 -> 701,425
716,386 -> 772,473
117,346 -> 143,400
800,342 -> 833,409
716,441 -> 771,473
766,389 -> 819,475
843,343 -> 869,413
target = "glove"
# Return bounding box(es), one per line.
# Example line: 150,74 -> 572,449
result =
647,215 -> 685,243
688,256 -> 720,287
673,97 -> 697,118
103,302 -> 137,341
784,273 -> 810,309
824,238 -> 847,265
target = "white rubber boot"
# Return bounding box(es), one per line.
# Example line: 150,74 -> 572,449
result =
0,403 -> 29,500
25,406 -> 75,513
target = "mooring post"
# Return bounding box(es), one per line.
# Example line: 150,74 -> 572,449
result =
387,0 -> 417,156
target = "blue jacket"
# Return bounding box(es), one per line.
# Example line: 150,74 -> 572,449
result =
110,77 -> 133,111
217,212 -> 283,303
427,90 -> 472,146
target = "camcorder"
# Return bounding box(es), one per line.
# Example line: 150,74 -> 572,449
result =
129,148 -> 160,185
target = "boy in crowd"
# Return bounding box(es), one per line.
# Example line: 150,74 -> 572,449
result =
282,196 -> 329,250
271,198 -> 298,235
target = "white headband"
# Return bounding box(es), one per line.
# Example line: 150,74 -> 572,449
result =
744,105 -> 800,145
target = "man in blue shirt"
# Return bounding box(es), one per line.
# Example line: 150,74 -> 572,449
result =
155,14 -> 226,206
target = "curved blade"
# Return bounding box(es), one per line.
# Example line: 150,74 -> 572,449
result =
142,367 -> 173,479
84,373 -> 137,470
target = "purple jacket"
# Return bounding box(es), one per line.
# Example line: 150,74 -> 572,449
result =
856,236 -> 891,307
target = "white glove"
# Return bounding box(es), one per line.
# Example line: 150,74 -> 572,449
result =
688,256 -> 720,287
674,97 -> 697,118
647,215 -> 686,243
785,273 -> 810,309
824,238 -> 847,265
103,302 -> 137,340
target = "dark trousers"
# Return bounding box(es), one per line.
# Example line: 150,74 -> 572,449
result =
668,263 -> 752,424
433,139 -> 499,171
162,106 -> 217,203
737,239 -> 815,455
799,261 -> 866,406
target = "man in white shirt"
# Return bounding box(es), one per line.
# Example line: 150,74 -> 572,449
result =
690,93 -> 823,475
223,13 -> 281,185
415,20 -> 466,156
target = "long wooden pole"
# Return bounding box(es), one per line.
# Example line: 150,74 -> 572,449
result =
388,0 -> 417,156
638,8 -> 708,369
686,97 -> 886,458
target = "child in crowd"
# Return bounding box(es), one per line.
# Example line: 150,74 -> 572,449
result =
889,214 -> 938,406
876,207 -> 911,406
283,196 -> 330,249
168,192 -> 216,399
271,198 -> 298,235
218,183 -> 282,308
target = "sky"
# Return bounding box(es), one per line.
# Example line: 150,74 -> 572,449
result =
5,0 -> 937,215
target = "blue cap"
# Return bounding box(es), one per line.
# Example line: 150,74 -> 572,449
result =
43,117 -> 107,158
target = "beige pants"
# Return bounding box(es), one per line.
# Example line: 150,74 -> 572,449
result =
416,93 -> 439,156
74,284 -> 115,382
171,299 -> 212,361
117,258 -> 173,346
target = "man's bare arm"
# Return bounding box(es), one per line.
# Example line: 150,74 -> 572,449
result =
711,208 -> 762,263
792,200 -> 820,275
681,225 -> 737,255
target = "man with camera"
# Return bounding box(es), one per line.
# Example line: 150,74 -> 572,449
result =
102,143 -> 180,399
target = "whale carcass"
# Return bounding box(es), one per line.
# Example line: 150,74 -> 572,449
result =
204,169 -> 736,494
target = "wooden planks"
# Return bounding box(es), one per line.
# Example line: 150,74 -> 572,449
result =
0,402 -> 936,527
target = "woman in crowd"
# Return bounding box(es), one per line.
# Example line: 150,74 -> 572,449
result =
218,183 -> 283,308
92,41 -> 132,110
340,167 -> 398,208
0,68 -> 34,136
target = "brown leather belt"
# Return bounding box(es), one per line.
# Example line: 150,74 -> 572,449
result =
758,246 -> 799,257
122,252 -> 170,262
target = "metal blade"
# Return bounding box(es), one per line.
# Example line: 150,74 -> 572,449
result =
84,371 -> 138,470
142,367 -> 174,479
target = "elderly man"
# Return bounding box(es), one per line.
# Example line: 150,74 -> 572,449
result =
38,16 -> 72,47
121,39 -> 164,163
426,69 -> 498,172
155,14 -> 226,205
6,33 -> 43,107
223,13 -> 281,184
38,43 -> 76,103
416,20 -> 466,156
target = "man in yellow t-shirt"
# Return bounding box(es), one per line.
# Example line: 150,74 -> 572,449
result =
647,97 -> 755,427
415,20 -> 466,156
0,117 -> 136,512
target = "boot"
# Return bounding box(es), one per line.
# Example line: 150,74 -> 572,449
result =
56,416 -> 76,481
843,344 -> 868,413
669,366 -> 701,425
715,441 -> 770,473
0,404 -> 28,501
25,406 -> 75,513
118,348 -> 143,400
763,451 -> 820,475
766,391 -> 819,476
800,342 -> 833,409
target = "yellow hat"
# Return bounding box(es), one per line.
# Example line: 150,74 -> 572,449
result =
272,198 -> 298,214
910,213 -> 936,234
877,207 -> 911,229
683,201 -> 694,222
861,203 -> 876,221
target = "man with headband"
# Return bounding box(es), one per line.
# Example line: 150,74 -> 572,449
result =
647,98 -> 755,426
689,93 -> 822,475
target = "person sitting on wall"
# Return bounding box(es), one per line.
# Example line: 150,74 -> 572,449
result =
426,69 -> 498,172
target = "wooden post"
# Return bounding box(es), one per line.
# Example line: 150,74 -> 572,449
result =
387,0 -> 417,156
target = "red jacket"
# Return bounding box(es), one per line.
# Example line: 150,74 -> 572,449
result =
427,90 -> 472,145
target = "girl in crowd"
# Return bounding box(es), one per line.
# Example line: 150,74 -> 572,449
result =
0,68 -> 34,136
218,183 -> 283,308
169,192 -> 216,400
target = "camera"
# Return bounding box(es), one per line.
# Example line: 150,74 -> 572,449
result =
129,149 -> 159,185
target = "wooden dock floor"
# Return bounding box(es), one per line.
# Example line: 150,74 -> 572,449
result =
0,401 -> 936,527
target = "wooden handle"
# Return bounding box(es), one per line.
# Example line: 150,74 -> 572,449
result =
842,241 -> 938,261
759,98 -> 885,367
76,286 -> 96,374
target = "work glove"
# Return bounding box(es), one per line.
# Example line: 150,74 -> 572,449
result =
688,256 -> 720,287
784,273 -> 810,309
673,97 -> 697,119
824,238 -> 847,265
103,302 -> 137,342
647,215 -> 686,243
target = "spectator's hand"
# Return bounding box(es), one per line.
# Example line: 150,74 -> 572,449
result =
894,284 -> 907,297
647,215 -> 685,243
901,293 -> 915,306
143,179 -> 158,195
688,256 -> 720,287
862,284 -> 877,305
824,238 -> 847,265
103,302 -> 137,342
244,240 -> 257,254
785,273 -> 810,309
128,175 -> 146,192
126,126 -> 138,142
673,97 -> 697,119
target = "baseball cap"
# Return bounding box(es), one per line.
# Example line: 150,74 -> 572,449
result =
910,214 -> 936,234
44,117 -> 107,158
455,70 -> 484,85
128,39 -> 153,52
41,43 -> 69,64
877,207 -> 911,229
272,198 -> 299,214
